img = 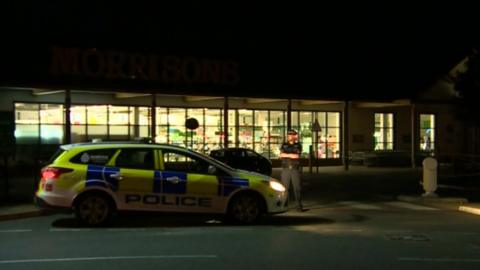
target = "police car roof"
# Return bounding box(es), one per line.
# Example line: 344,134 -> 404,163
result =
60,141 -> 189,151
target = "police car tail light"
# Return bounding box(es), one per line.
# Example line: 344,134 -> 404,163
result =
41,167 -> 73,180
269,181 -> 286,192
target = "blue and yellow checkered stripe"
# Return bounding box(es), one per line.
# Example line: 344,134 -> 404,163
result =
85,165 -> 249,196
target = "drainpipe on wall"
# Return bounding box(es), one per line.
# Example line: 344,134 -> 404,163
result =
151,93 -> 156,143
223,96 -> 229,148
64,90 -> 71,144
287,99 -> 292,131
343,100 -> 350,171
411,103 -> 416,168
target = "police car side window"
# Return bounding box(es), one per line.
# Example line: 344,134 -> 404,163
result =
163,151 -> 209,174
70,149 -> 117,165
115,148 -> 154,170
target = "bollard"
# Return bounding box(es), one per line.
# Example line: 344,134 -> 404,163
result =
422,157 -> 438,197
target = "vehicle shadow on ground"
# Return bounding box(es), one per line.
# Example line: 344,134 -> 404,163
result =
51,211 -> 335,229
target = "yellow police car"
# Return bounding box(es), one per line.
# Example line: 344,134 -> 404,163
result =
35,142 -> 288,226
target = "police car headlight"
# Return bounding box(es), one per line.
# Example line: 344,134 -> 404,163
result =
269,181 -> 286,192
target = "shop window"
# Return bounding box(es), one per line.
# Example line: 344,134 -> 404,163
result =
15,103 -> 65,144
269,111 -> 285,159
254,110 -> 268,154
108,106 -> 130,125
109,126 -> 129,140
87,105 -> 107,125
238,109 -> 253,149
40,124 -> 64,144
227,109 -> 236,147
299,112 -> 313,158
155,107 -> 169,143
204,108 -> 223,153
15,125 -> 39,144
374,113 -> 394,150
40,104 -> 63,124
291,111 -> 299,131
71,105 -> 87,125
168,108 -> 186,147
187,108 -> 205,152
315,112 -> 341,159
419,114 -> 435,152
15,103 -> 39,124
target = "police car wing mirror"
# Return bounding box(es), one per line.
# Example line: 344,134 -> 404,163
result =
208,165 -> 217,175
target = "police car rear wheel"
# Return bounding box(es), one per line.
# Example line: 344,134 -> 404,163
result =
229,194 -> 261,224
75,195 -> 112,226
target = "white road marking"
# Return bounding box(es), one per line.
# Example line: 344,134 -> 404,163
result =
0,229 -> 32,233
337,201 -> 382,210
384,202 -> 438,211
0,255 -> 218,264
49,229 -> 91,232
106,228 -> 147,232
398,257 -> 480,263
214,228 -> 253,231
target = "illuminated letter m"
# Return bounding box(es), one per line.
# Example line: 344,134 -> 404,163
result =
49,46 -> 81,75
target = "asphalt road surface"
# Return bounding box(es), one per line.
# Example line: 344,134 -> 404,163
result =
1,200 -> 480,270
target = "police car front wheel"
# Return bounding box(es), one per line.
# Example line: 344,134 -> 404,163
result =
75,194 -> 113,226
228,194 -> 262,224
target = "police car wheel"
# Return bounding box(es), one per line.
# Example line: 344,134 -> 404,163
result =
228,194 -> 261,224
75,195 -> 112,226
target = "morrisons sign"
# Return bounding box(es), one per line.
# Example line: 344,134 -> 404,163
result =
49,46 -> 240,85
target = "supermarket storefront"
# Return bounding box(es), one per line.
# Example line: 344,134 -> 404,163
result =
11,92 -> 343,162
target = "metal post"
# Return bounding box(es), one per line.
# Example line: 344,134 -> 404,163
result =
287,99 -> 292,131
343,101 -> 350,171
315,130 -> 319,173
309,145 -> 313,173
411,103 -> 416,168
65,90 -> 71,144
3,156 -> 9,202
223,96 -> 229,148
235,110 -> 239,148
151,93 -> 156,143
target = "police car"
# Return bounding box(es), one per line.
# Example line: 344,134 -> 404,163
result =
35,141 -> 288,226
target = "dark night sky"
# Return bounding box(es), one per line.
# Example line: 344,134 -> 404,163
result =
1,2 -> 479,100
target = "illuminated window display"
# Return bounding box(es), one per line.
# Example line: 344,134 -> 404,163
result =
299,112 -> 313,158
374,113 -> 394,150
254,110 -> 268,155
71,105 -> 87,142
187,108 -> 204,151
155,107 -> 168,143
87,105 -> 108,141
228,110 -> 236,147
204,109 -> 223,152
40,104 -> 64,144
15,103 -> 41,144
238,109 -> 253,149
310,112 -> 341,159
269,111 -> 285,159
15,103 -> 151,144
109,106 -> 130,141
14,102 -> 343,159
420,114 -> 435,152
168,108 -> 186,147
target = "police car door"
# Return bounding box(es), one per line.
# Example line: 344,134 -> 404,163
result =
113,148 -> 158,211
159,149 -> 222,213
